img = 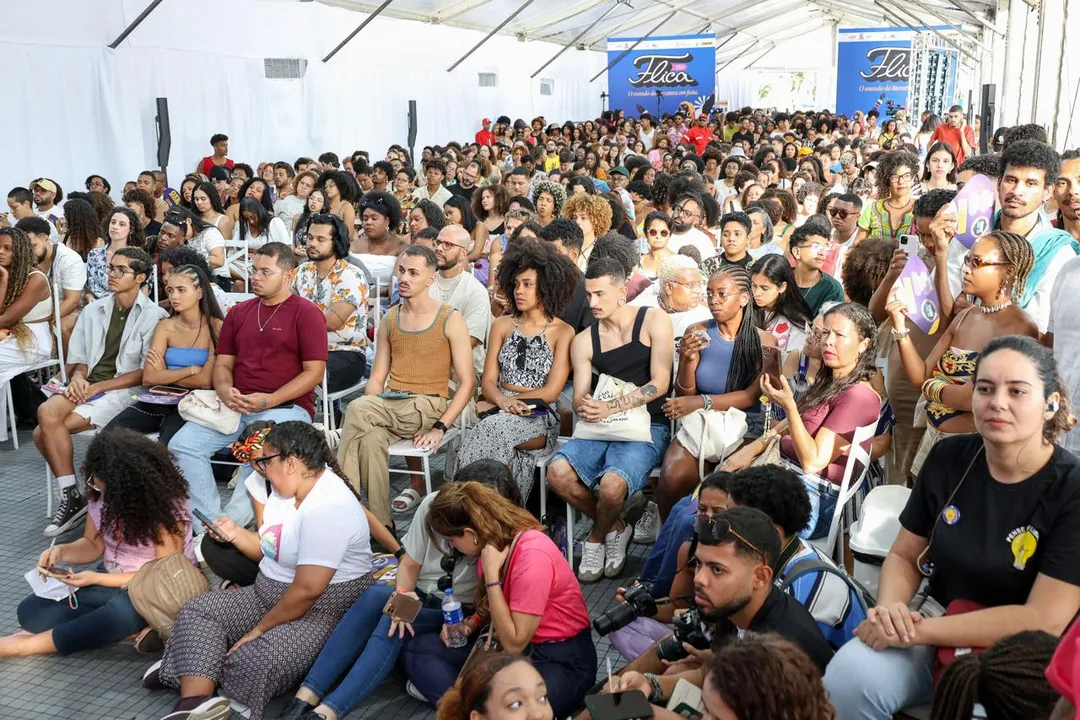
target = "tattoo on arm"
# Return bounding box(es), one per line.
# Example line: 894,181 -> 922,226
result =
604,384 -> 659,412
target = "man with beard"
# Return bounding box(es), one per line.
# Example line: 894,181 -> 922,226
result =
1053,149 -> 1080,242
429,224 -> 491,375
609,507 -> 832,712
29,178 -> 64,230
821,192 -> 862,279
168,242 -> 326,529
371,160 -> 394,195
448,161 -> 480,202
16,216 -> 85,348
292,213 -> 368,393
994,140 -> 1078,332
337,246 -> 476,524
667,192 -> 716,260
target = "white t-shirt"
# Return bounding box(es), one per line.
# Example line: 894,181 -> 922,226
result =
49,242 -> 87,294
1049,255 -> 1080,458
1024,244 -> 1075,333
274,194 -> 306,227
189,226 -> 226,266
429,270 -> 491,375
668,227 -> 716,259
629,289 -> 711,339
402,493 -> 479,603
232,216 -> 291,247
256,468 -> 373,584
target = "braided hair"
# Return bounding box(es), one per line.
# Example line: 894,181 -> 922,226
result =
263,421 -> 366,508
706,266 -> 762,393
986,230 -> 1035,300
931,630 -> 1059,720
0,227 -> 39,348
797,302 -> 878,413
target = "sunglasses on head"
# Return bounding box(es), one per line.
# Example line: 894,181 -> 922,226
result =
692,514 -> 767,564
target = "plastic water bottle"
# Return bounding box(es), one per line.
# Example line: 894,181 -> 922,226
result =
441,589 -> 467,648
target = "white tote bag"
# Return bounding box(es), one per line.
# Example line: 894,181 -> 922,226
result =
571,374 -> 653,443
178,389 -> 242,435
676,407 -> 748,479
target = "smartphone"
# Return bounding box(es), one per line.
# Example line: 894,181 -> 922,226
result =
149,385 -> 189,397
382,591 -> 423,623
761,346 -> 782,388
38,564 -> 73,579
585,690 -> 654,720
517,398 -> 554,416
899,234 -> 917,256
192,508 -> 230,543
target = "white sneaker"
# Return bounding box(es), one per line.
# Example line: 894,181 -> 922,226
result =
603,523 -> 634,578
406,680 -> 428,703
633,501 -> 660,544
577,541 -> 606,583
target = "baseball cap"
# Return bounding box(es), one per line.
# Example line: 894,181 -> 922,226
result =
611,166 -> 630,178
209,166 -> 231,182
30,178 -> 57,194
482,118 -> 491,124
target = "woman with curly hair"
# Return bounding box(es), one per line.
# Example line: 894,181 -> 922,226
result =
469,184 -> 511,285
562,193 -> 612,271
62,197 -> 105,261
531,180 -> 565,228
86,206 -> 145,300
317,170 -> 360,241
454,241 -> 577,500
704,633 -> 835,720
840,237 -> 895,306
1,429 -> 197,658
856,150 -> 919,243
436,653 -> 552,720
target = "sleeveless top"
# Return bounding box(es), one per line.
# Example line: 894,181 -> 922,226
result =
165,346 -> 210,370
694,321 -> 734,395
386,303 -> 455,398
591,306 -> 665,423
926,346 -> 978,428
23,270 -> 52,323
498,324 -> 554,390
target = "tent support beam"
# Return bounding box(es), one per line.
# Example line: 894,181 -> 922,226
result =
873,0 -> 979,64
906,0 -> 992,53
530,0 -> 628,78
108,0 -> 166,49
946,0 -> 1005,36
323,0 -> 396,62
447,0 -> 539,72
717,39 -> 761,73
588,11 -> 678,83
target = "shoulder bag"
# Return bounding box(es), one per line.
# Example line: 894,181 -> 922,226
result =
571,374 -> 652,443
676,407 -> 748,480
178,389 -> 241,435
127,552 -> 210,640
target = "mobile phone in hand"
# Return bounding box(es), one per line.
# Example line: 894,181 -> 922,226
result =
192,508 -> 230,543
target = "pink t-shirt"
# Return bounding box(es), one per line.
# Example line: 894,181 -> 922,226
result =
88,496 -> 197,574
1047,614 -> 1080,703
780,383 -> 881,484
480,529 -> 590,643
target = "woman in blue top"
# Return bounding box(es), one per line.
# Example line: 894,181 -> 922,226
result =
103,264 -> 224,445
656,266 -> 776,519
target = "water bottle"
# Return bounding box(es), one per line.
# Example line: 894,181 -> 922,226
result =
441,589 -> 467,648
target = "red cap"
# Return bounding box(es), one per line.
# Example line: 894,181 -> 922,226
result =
482,118 -> 491,124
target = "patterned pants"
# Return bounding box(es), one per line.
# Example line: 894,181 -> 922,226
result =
159,573 -> 373,720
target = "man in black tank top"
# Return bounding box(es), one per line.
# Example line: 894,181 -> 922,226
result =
547,258 -> 674,583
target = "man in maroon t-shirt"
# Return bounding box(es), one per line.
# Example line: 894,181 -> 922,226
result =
168,242 -> 327,530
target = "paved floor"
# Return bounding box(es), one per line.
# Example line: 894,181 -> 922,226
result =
0,425 -> 645,719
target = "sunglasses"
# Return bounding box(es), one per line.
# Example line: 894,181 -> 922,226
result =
693,515 -> 767,564
963,254 -> 1011,270
647,229 -> 671,237
827,207 -> 851,220
252,453 -> 281,473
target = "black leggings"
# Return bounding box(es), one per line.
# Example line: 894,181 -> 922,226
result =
103,402 -> 187,446
201,536 -> 260,587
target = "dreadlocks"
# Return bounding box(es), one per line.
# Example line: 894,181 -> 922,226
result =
0,227 -> 39,347
931,630 -> 1059,720
987,230 -> 1035,300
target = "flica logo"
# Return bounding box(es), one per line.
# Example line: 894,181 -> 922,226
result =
860,47 -> 911,81
628,53 -> 699,88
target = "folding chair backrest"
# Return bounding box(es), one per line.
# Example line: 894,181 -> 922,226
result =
820,419 -> 878,561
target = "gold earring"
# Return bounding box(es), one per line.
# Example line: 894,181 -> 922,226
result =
472,537 -> 479,546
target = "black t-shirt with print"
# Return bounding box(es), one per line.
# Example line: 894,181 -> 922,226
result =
899,434 -> 1080,607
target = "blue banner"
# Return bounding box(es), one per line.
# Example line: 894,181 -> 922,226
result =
835,28 -> 913,118
607,35 -> 716,118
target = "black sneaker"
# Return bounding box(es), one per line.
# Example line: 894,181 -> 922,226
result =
44,487 -> 87,538
278,697 -> 316,719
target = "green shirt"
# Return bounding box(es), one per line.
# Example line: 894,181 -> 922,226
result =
86,302 -> 131,384
800,273 -> 845,316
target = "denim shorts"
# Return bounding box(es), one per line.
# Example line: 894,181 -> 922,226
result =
553,422 -> 670,495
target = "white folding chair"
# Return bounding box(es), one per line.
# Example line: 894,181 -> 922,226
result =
315,279 -> 382,438
4,278 -> 68,450
388,420 -> 461,496
811,420 -> 878,563
223,237 -> 251,293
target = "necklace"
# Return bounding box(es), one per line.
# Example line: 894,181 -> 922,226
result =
981,298 -> 1012,314
256,299 -> 285,332
434,272 -> 465,302
177,316 -> 197,330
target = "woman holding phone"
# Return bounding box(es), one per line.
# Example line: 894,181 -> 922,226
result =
2,430 -> 196,658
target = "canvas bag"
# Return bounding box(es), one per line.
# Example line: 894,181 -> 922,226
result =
676,407 -> 748,479
571,374 -> 652,443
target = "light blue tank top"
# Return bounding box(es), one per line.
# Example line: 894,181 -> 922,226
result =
164,346 -> 209,370
694,321 -> 734,396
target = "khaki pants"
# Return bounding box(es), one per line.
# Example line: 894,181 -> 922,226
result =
337,394 -> 448,524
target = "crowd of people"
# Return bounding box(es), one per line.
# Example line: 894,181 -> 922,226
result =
2,103 -> 1080,720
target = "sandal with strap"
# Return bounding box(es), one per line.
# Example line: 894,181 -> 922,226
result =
391,488 -> 422,514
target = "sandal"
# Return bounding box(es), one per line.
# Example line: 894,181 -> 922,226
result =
391,488 -> 422,514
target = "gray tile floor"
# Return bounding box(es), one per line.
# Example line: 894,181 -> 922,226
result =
0,427 -> 643,719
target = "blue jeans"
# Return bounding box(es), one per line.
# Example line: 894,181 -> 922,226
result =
17,585 -> 146,655
824,637 -> 934,719
639,495 -> 697,598
793,466 -> 840,541
168,405 -> 310,531
302,584 -> 444,717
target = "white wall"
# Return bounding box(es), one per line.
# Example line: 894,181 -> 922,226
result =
0,0 -> 607,198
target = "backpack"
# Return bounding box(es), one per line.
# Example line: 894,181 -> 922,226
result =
778,558 -> 876,649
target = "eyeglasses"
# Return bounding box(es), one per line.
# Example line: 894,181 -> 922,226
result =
435,239 -> 467,251
692,515 -> 767,564
963,254 -> 1012,270
672,204 -> 700,220
794,242 -> 827,254
106,265 -> 135,277
889,171 -> 915,184
827,208 -> 851,220
252,453 -> 281,473
647,229 -> 671,237
252,268 -> 284,279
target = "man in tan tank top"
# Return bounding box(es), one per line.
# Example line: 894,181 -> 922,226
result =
337,245 -> 476,526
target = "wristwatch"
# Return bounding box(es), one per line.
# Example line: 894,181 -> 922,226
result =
432,420 -> 449,432
394,547 -> 406,560
701,394 -> 713,411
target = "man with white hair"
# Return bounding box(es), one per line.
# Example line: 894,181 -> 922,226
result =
631,255 -> 711,338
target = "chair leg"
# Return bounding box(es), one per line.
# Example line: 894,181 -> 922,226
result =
4,383 -> 17,450
565,499 -> 574,572
539,466 -> 547,520
423,455 -> 432,496
45,462 -> 53,519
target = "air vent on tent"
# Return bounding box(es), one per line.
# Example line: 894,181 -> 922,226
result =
264,58 -> 307,79
539,79 -> 554,96
478,72 -> 499,88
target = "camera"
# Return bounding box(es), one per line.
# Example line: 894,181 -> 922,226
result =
656,609 -> 710,662
592,583 -> 658,636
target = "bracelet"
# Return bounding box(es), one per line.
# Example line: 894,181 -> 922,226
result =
469,613 -> 482,627
643,672 -> 663,703
394,547 -> 406,560
891,326 -> 910,340
485,580 -> 502,588
921,378 -> 948,405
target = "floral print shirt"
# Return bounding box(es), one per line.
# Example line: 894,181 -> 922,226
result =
292,259 -> 368,353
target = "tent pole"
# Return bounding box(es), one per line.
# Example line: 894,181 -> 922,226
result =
322,0 -> 396,63
447,0 -> 540,72
588,11 -> 679,83
717,39 -> 761,73
108,0 -> 167,49
531,0 -> 628,79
